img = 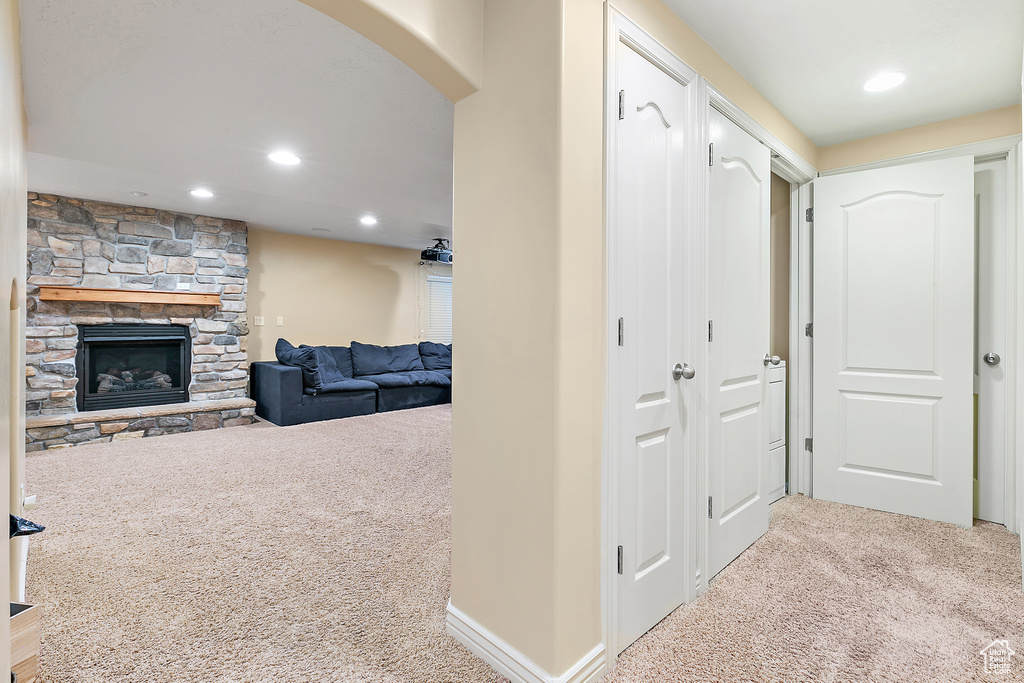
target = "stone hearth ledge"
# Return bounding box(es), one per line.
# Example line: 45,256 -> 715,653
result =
26,398 -> 255,427
25,398 -> 256,451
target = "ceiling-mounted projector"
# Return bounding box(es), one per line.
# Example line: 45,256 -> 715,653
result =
421,238 -> 453,265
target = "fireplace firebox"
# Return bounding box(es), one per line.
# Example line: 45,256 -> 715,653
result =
76,324 -> 191,411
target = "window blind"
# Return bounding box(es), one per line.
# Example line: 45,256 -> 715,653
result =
425,276 -> 452,344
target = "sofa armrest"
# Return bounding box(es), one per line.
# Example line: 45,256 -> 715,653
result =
251,361 -> 303,426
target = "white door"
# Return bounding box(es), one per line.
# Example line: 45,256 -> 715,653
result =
975,159 -> 1008,524
707,108 -> 771,579
611,40 -> 692,651
813,156 -> 974,528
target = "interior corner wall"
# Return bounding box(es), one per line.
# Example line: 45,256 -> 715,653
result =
770,173 -> 790,361
246,229 -> 422,361
818,104 -> 1024,171
0,0 -> 25,671
451,0 -> 562,673
610,0 -> 818,167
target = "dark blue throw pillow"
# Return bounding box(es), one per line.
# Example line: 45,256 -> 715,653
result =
300,345 -> 346,384
350,341 -> 425,376
418,341 -> 452,370
275,338 -> 323,391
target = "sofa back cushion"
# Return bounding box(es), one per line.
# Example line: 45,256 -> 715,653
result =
418,341 -> 452,370
302,345 -> 347,384
275,338 -> 323,391
350,341 -> 425,375
328,346 -> 355,378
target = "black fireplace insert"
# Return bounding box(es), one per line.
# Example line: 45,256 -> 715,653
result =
76,324 -> 191,411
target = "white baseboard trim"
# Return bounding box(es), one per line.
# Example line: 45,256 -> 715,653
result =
446,601 -> 607,683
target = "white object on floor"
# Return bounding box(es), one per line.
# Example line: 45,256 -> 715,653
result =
769,362 -> 786,503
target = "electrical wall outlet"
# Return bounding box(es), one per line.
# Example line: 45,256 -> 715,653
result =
254,316 -> 265,326
176,282 -> 190,290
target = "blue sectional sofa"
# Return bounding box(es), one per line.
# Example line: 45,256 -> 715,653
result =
251,339 -> 452,426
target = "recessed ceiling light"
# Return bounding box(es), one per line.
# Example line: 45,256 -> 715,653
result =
190,189 -> 214,198
862,72 -> 906,93
131,191 -> 148,197
360,215 -> 378,226
268,151 -> 301,165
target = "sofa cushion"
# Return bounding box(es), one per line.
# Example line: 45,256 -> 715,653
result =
350,342 -> 425,375
304,377 -> 380,396
328,346 -> 355,378
302,345 -> 345,384
357,370 -> 450,388
433,368 -> 452,380
418,341 -> 452,370
275,338 -> 323,391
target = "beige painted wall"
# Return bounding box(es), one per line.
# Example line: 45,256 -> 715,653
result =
451,0 -> 604,674
247,229 -> 423,362
0,0 -> 25,670
296,0 -> 482,101
819,104 -> 1023,171
452,0 -> 562,672
770,173 -> 790,362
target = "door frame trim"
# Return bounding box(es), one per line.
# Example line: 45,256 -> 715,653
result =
818,135 -> 1022,177
809,134 -> 1023,534
602,9 -> 702,662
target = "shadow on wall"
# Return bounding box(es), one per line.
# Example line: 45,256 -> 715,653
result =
247,229 -> 422,361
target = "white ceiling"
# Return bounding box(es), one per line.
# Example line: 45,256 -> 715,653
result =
20,0 -> 1024,243
19,0 -> 454,250
663,0 -> 1024,146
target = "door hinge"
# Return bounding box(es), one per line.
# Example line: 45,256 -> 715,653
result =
805,437 -> 813,453
617,545 -> 623,574
805,322 -> 813,338
618,90 -> 625,120
805,207 -> 814,222
618,317 -> 624,346
708,320 -> 713,342
709,142 -> 714,167
708,496 -> 713,519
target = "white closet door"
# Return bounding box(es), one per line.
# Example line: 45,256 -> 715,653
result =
611,38 -> 693,652
707,107 -> 771,580
812,156 -> 974,527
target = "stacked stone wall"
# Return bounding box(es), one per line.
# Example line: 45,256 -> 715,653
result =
24,193 -> 253,435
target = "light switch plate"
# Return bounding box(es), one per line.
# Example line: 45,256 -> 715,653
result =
276,316 -> 284,326
254,316 -> 265,326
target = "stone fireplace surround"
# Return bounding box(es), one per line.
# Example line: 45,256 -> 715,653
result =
24,193 -> 255,450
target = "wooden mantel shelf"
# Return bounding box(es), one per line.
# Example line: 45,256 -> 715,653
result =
37,286 -> 220,306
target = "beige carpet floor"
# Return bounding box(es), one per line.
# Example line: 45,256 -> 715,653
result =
26,405 -> 504,683
606,496 -> 1024,683
25,405 -> 1024,682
